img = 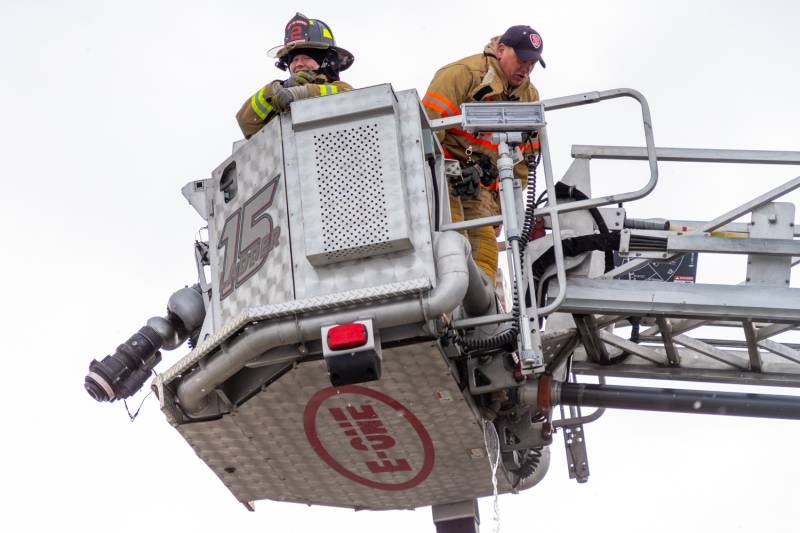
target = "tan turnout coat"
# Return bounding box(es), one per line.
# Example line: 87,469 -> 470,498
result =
236,75 -> 353,138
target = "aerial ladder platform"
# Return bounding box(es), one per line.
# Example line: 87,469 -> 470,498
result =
84,84 -> 800,532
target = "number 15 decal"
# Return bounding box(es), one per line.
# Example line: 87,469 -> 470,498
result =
218,177 -> 282,300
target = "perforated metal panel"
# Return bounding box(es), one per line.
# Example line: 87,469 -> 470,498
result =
292,85 -> 413,267
285,86 -> 437,300
313,124 -> 392,261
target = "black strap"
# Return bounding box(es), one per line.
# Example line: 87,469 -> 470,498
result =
472,85 -> 493,101
531,232 -> 621,279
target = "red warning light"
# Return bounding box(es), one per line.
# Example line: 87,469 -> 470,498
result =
327,323 -> 368,351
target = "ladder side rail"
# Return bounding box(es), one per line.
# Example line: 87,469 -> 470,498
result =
602,175 -> 800,279
571,145 -> 800,165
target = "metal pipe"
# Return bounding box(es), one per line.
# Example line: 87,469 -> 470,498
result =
495,136 -> 536,364
552,407 -> 605,428
177,231 -> 471,413
440,215 -> 503,233
557,382 -> 800,420
571,145 -> 800,165
539,91 -> 603,111
534,126 -> 568,316
462,255 -> 496,317
535,89 -> 659,218
452,312 -> 514,329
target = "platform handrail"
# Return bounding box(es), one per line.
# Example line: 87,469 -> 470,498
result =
535,88 -> 658,315
571,145 -> 800,165
534,89 -> 659,220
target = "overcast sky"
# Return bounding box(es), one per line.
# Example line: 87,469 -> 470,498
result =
3,1 -> 800,532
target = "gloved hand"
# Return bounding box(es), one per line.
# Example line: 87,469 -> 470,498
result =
476,155 -> 498,187
282,70 -> 316,88
450,164 -> 482,198
274,85 -> 310,112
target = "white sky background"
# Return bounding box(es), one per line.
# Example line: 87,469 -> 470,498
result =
2,1 -> 800,531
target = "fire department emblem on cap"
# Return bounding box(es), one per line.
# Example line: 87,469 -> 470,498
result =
530,33 -> 542,49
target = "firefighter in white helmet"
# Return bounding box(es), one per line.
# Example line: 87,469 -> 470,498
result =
236,13 -> 354,139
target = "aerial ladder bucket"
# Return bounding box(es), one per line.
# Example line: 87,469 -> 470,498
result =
84,84 -> 800,532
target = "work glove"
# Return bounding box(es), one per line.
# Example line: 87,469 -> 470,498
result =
450,164 -> 483,198
282,70 -> 316,88
476,155 -> 499,187
274,85 -> 310,112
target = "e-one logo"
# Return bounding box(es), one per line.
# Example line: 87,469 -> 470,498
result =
304,386 -> 435,491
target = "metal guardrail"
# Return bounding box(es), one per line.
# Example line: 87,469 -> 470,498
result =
533,89 -> 659,315
430,91 -> 800,373
432,89 -> 659,320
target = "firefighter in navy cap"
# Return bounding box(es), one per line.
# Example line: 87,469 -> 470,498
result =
422,25 -> 545,284
236,13 -> 354,139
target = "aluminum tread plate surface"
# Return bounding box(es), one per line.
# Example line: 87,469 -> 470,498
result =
175,341 -> 511,510
208,119 -> 294,325
156,277 -> 431,386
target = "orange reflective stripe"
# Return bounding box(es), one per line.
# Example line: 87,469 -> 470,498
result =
449,129 -> 540,154
425,91 -> 459,116
448,128 -> 498,150
519,140 -> 541,151
422,99 -> 449,117
445,130 -> 537,190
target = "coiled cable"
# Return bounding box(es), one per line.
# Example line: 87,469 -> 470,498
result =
455,145 -> 541,351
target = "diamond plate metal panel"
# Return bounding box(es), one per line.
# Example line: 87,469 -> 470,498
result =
284,85 -> 437,300
174,341 -> 514,510
155,278 -> 431,387
207,118 -> 294,328
164,88 -> 496,509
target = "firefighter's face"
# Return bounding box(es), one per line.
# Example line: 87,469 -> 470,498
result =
289,54 -> 320,74
496,44 -> 535,88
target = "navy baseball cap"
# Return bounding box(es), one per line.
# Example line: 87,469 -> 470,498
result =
500,25 -> 546,67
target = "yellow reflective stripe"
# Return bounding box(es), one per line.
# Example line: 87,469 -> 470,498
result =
250,88 -> 273,120
322,27 -> 332,39
318,84 -> 338,97
257,88 -> 273,114
250,95 -> 267,120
